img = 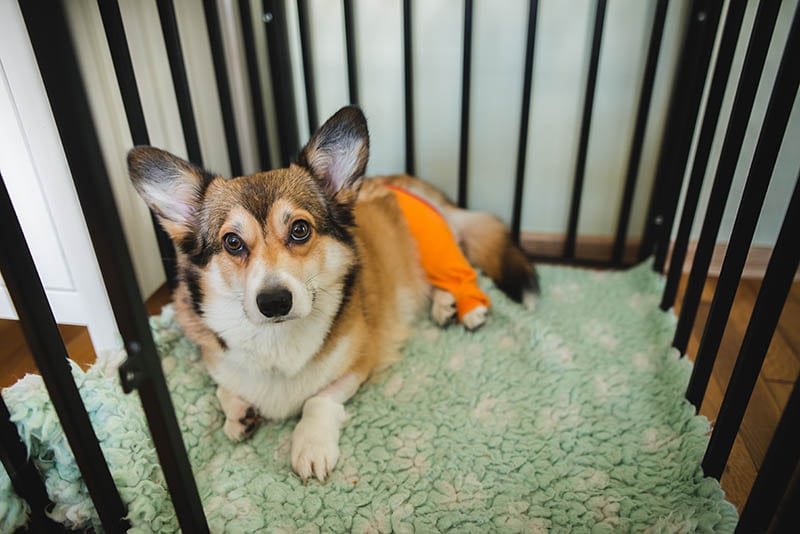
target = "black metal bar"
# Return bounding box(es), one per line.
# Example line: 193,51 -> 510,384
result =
510,0 -> 539,245
701,173 -> 800,479
202,0 -> 243,176
403,0 -> 416,176
660,0 -> 748,311
770,462 -> 800,533
648,0 -> 725,270
263,0 -> 300,166
155,0 -> 203,165
638,0 -> 722,266
343,0 -> 359,105
238,0 -> 273,171
19,4 -> 209,531
737,373 -> 800,532
0,175 -> 128,532
674,0 -> 785,356
296,0 -> 318,133
611,0 -> 668,265
457,0 -> 473,209
685,3 -> 799,410
0,386 -> 63,532
97,0 -> 149,146
564,0 -> 607,259
97,0 -> 178,290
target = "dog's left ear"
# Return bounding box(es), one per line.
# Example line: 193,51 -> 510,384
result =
299,106 -> 369,203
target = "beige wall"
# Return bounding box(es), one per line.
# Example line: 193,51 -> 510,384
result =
63,0 -> 799,299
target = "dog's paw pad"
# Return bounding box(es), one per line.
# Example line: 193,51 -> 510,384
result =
431,290 -> 457,326
291,422 -> 340,482
223,406 -> 260,442
462,305 -> 488,331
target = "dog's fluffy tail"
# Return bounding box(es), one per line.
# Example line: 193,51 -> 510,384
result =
447,209 -> 539,308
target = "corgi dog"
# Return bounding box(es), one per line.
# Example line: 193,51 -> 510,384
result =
128,106 -> 537,482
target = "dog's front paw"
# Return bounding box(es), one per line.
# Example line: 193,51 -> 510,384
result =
291,396 -> 347,482
223,406 -> 260,442
462,305 -> 488,331
216,387 -> 260,441
291,423 -> 340,482
431,289 -> 457,326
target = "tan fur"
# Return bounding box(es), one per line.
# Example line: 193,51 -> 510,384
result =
174,172 -> 428,399
172,283 -> 225,356
366,175 -> 534,293
128,106 -> 536,481
171,173 -> 515,397
344,191 -> 428,379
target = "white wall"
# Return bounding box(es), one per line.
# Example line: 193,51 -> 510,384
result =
678,0 -> 800,246
57,0 -> 799,305
301,0 -> 692,235
0,0 -> 119,350
63,0 -> 266,297
301,0 -> 798,245
3,0 -> 795,343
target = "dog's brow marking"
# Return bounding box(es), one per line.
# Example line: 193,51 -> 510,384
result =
282,211 -> 291,225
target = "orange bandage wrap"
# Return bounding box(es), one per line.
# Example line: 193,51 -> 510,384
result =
385,185 -> 490,320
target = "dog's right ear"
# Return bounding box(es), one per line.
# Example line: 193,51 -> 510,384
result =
299,106 -> 369,202
127,147 -> 215,241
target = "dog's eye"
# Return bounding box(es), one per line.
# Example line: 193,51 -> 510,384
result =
223,233 -> 245,254
290,220 -> 311,243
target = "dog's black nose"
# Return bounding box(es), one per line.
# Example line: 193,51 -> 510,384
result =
256,288 -> 293,318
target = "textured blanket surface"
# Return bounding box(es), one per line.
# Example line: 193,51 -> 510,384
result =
0,263 -> 738,532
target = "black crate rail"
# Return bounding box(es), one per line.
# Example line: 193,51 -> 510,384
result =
0,174 -> 129,532
97,0 -> 179,290
16,1 -> 209,531
639,0 -> 723,268
1,0 -> 798,530
0,394 -> 63,532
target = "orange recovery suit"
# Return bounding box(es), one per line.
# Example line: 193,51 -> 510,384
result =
385,185 -> 490,321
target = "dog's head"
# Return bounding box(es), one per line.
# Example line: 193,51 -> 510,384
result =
128,106 -> 368,350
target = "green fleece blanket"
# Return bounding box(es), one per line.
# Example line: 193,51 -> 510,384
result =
0,262 -> 738,532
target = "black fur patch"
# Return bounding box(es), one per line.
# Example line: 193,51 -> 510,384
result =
178,234 -> 195,257
189,235 -> 221,267
332,262 -> 360,323
182,267 -> 204,315
214,332 -> 228,351
326,202 -> 357,247
497,247 -> 540,302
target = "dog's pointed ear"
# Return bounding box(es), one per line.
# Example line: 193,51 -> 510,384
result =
299,106 -> 369,202
127,146 -> 216,240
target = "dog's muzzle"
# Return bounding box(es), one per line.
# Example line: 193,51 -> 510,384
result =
256,287 -> 293,318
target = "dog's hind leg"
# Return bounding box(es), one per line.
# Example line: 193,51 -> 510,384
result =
462,305 -> 488,330
446,209 -> 539,306
216,386 -> 261,442
430,289 -> 456,326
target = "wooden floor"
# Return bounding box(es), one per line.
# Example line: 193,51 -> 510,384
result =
0,276 -> 797,513
0,284 -> 171,388
674,276 -> 799,512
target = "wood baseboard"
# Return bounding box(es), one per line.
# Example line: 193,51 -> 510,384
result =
666,241 -> 794,280
518,232 -> 787,280
519,232 -> 640,264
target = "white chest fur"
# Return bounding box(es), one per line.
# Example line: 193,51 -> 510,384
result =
207,333 -> 351,420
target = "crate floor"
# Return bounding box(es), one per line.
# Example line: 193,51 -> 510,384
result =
1,262 -> 738,532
